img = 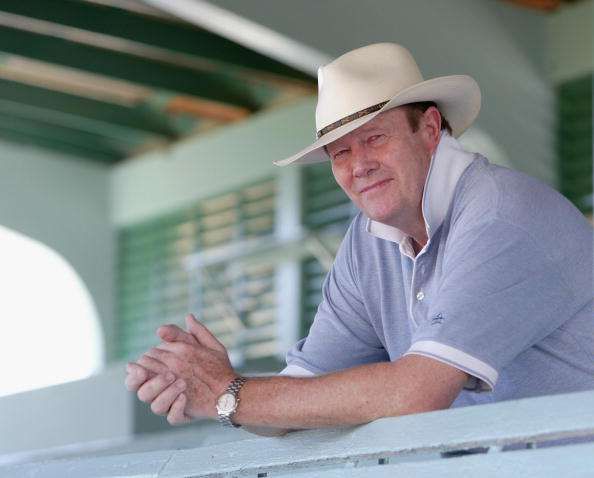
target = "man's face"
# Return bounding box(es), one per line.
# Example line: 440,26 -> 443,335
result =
326,107 -> 434,230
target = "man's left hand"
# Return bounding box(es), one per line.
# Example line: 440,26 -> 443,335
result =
141,314 -> 238,421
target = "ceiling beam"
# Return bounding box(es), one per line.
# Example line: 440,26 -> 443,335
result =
164,96 -> 250,122
0,0 -> 317,162
80,0 -> 180,20
0,54 -> 152,106
0,114 -> 124,162
0,0 -> 314,84
0,77 -> 181,139
0,54 -> 251,126
143,0 -> 329,76
0,22 -> 261,111
0,99 -> 155,151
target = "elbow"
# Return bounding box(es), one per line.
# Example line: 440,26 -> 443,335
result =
243,425 -> 292,437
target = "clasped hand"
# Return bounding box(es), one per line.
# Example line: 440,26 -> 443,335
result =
124,314 -> 238,425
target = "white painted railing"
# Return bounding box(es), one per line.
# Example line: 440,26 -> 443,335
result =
1,389 -> 593,477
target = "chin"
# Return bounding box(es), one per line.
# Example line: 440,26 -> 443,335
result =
355,196 -> 401,225
365,209 -> 398,225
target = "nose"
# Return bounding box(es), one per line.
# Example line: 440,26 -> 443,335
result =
352,145 -> 379,178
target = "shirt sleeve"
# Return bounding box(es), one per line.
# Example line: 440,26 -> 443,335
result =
285,221 -> 389,374
278,364 -> 316,377
404,217 -> 575,392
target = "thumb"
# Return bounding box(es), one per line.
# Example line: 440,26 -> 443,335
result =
185,314 -> 226,352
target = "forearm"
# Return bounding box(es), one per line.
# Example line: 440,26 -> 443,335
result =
234,356 -> 464,430
235,366 -> 389,430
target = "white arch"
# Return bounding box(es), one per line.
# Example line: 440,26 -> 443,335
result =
0,225 -> 104,397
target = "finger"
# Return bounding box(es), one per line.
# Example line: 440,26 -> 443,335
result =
144,347 -> 178,368
137,354 -> 169,375
186,314 -> 226,352
125,362 -> 150,392
157,324 -> 198,346
167,393 -> 190,426
156,341 -> 197,357
137,372 -> 176,403
150,378 -> 187,416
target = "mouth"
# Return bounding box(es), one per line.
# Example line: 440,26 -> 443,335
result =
359,179 -> 392,194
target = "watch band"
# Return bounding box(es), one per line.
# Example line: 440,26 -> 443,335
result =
218,376 -> 247,428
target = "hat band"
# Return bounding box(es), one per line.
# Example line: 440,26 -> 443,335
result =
316,100 -> 389,139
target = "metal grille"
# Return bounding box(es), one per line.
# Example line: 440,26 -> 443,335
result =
116,178 -> 277,362
558,73 -> 592,215
300,162 -> 354,334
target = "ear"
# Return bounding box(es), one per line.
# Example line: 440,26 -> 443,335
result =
421,106 -> 442,152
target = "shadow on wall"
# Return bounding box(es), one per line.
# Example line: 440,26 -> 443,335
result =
0,224 -> 104,397
459,127 -> 512,169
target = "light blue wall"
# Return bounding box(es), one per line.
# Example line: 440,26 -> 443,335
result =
547,0 -> 593,84
0,141 -> 115,360
0,365 -> 131,457
111,97 -> 316,225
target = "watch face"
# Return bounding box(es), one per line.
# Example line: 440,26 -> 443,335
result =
217,393 -> 236,413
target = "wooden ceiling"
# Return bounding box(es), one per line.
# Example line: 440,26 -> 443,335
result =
0,0 -> 315,163
1,0 -> 585,163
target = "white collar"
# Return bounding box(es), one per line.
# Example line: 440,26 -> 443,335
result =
365,132 -> 475,255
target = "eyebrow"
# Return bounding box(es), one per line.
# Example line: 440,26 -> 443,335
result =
326,126 -> 385,152
358,124 -> 385,134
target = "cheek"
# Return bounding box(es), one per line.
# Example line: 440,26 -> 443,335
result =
332,166 -> 351,192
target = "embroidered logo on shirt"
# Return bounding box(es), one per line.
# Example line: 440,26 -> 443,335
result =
431,313 -> 444,326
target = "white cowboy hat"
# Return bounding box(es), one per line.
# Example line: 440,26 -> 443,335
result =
274,42 -> 481,166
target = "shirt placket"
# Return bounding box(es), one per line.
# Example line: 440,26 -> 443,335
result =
408,252 -> 428,329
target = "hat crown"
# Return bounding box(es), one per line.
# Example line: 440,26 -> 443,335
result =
316,43 -> 424,131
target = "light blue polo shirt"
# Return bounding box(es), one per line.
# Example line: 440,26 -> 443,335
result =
283,133 -> 594,407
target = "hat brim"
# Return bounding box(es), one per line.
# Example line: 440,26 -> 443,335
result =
274,75 -> 481,166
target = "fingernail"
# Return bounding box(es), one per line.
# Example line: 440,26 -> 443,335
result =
166,372 -> 175,381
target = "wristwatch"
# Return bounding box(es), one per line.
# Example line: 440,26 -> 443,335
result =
216,376 -> 247,427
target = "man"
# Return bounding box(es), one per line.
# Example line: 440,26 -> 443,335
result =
125,43 -> 594,434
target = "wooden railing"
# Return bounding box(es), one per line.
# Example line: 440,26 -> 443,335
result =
1,389 -> 593,477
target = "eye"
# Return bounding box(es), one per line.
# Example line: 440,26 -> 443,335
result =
331,149 -> 349,160
368,134 -> 386,145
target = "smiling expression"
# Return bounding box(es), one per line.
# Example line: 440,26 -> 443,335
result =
326,106 -> 438,235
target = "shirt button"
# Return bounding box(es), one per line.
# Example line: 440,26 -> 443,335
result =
416,291 -> 425,301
